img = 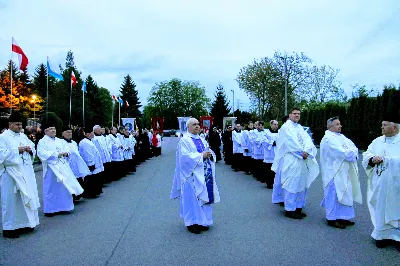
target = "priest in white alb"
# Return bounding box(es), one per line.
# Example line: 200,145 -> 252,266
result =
272,107 -> 319,219
61,126 -> 90,200
0,112 -> 40,238
171,118 -> 220,234
362,113 -> 400,250
320,116 -> 362,229
37,120 -> 84,217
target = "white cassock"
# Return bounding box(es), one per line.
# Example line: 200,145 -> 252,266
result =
122,135 -> 135,159
251,129 -> 265,160
79,138 -> 104,175
262,129 -> 278,164
37,136 -> 84,214
241,129 -> 252,157
272,120 -> 319,211
362,133 -> 400,241
171,133 -> 220,226
0,130 -> 40,230
232,130 -> 243,154
320,130 -> 362,221
92,134 -> 111,164
107,134 -> 124,162
62,139 -> 91,179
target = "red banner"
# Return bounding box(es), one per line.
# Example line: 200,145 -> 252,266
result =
152,117 -> 164,134
200,116 -> 213,131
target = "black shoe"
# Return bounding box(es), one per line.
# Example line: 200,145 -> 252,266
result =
375,240 -> 390,248
327,220 -> 346,229
44,213 -> 55,217
285,211 -> 303,219
296,208 -> 307,217
187,225 -> 201,234
3,230 -> 19,238
338,219 -> 355,226
198,225 -> 209,231
18,227 -> 34,234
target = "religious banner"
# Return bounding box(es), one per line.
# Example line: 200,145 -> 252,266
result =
223,117 -> 236,130
152,117 -> 164,134
121,118 -> 135,131
200,116 -> 213,130
177,117 -> 191,132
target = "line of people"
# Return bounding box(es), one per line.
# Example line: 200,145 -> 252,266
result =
0,112 -> 161,238
219,107 -> 400,251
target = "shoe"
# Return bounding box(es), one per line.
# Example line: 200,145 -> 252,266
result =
266,184 -> 273,189
338,219 -> 355,226
187,225 -> 201,234
375,240 -> 390,248
44,213 -> 55,217
18,227 -> 34,234
3,230 -> 19,238
285,211 -> 303,219
296,208 -> 307,218
198,225 -> 209,231
327,220 -> 346,229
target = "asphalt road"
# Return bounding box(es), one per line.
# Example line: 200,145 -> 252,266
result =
0,137 -> 398,266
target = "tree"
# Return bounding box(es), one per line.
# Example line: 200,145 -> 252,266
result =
236,57 -> 286,119
210,84 -> 230,129
305,65 -> 346,102
98,87 -> 113,127
119,74 -> 141,119
85,75 -> 103,126
33,63 -> 47,99
145,78 -> 210,129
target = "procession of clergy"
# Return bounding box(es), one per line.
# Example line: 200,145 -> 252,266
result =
0,111 -> 162,239
172,107 -> 400,251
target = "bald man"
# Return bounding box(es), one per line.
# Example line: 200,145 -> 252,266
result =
171,118 -> 220,234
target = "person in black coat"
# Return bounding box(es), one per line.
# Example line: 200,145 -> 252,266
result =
222,125 -> 233,165
208,126 -> 222,162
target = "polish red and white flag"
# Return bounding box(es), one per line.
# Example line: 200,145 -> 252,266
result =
12,38 -> 29,70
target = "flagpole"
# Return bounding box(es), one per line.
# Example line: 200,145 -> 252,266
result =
111,101 -> 114,127
46,71 -> 49,123
69,74 -> 72,127
82,85 -> 85,127
10,60 -> 13,114
118,102 -> 121,127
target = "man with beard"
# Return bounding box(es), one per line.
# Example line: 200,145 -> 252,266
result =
208,127 -> 222,162
0,111 -> 40,238
222,126 -> 233,165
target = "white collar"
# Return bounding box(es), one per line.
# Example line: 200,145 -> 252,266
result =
187,132 -> 200,139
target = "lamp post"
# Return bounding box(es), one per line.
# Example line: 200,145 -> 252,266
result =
31,95 -> 37,127
231,89 -> 234,114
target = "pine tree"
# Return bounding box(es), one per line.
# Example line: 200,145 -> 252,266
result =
33,64 -> 47,99
85,75 -> 103,126
210,84 -> 230,129
119,74 -> 141,119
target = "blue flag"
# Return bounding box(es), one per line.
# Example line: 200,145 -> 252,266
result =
47,56 -> 64,81
118,97 -> 123,106
82,81 -> 87,93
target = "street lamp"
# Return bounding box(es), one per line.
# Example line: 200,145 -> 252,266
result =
31,95 -> 37,126
231,89 -> 234,114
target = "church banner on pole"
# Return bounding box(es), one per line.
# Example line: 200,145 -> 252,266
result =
200,116 -> 213,133
121,118 -> 135,131
152,117 -> 164,134
223,117 -> 236,130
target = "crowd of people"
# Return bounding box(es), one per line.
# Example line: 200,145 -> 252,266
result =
172,108 -> 400,252
0,111 -> 162,238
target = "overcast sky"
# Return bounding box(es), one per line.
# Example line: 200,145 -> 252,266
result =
1,0 -> 399,110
